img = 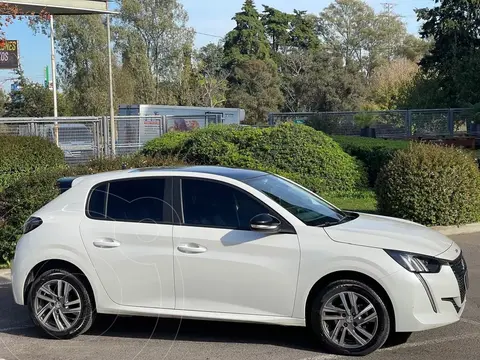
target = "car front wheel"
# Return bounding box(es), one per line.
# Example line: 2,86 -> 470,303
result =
309,279 -> 391,356
27,269 -> 95,339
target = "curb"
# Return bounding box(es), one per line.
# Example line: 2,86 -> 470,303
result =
432,223 -> 480,236
0,268 -> 11,280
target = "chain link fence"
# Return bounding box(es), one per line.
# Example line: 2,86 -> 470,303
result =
268,108 -> 475,138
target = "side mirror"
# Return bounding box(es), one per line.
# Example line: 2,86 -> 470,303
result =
250,213 -> 281,233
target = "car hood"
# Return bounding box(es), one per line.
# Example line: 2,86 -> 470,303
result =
324,213 -> 453,257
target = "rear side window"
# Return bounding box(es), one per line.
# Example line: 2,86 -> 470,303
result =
88,178 -> 169,223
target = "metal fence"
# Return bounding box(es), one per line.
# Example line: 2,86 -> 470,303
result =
268,108 -> 476,138
0,116 -> 106,165
114,113 -> 223,155
0,113 -> 225,164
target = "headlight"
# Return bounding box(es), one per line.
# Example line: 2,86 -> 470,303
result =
385,250 -> 448,273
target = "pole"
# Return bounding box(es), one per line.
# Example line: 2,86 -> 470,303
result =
107,14 -> 116,156
50,15 -> 59,146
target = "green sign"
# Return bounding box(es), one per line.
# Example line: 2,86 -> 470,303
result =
294,119 -> 305,124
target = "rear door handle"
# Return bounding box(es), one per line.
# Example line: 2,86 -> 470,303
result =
177,243 -> 207,254
93,238 -> 121,249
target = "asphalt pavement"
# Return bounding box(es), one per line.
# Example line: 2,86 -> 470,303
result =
0,232 -> 479,360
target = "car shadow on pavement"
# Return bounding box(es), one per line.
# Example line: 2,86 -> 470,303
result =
0,281 -> 410,353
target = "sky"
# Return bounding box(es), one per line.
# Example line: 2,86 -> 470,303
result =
1,0 -> 435,91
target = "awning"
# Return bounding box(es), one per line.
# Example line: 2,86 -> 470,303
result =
1,0 -> 117,15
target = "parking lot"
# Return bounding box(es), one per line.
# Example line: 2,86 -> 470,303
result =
0,233 -> 478,360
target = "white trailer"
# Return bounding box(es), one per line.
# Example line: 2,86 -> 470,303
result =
119,104 -> 245,126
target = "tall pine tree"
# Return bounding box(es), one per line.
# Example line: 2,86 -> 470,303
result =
223,0 -> 271,70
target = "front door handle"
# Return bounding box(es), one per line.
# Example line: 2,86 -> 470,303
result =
93,238 -> 121,249
177,243 -> 207,254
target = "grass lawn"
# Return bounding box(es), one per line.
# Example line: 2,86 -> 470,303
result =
324,190 -> 378,214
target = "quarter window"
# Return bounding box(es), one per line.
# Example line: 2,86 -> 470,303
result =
88,178 -> 168,223
181,179 -> 269,229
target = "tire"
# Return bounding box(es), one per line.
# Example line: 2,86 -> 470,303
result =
27,269 -> 95,339
309,279 -> 391,356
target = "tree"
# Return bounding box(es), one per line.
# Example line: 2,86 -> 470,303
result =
5,68 -> 69,117
319,0 -> 411,76
113,25 -> 156,104
367,58 -> 418,110
51,15 -> 111,116
195,44 -> 229,107
416,0 -> 480,106
280,50 -> 365,112
223,0 -> 271,69
288,10 -> 321,51
396,34 -> 431,62
117,0 -> 194,102
261,6 -> 292,55
319,0 -> 375,69
227,59 -> 283,124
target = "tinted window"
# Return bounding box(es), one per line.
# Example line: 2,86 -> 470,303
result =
245,175 -> 345,226
88,178 -> 168,223
88,183 -> 108,218
181,179 -> 269,229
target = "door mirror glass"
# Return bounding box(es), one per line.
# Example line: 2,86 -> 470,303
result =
250,214 -> 281,233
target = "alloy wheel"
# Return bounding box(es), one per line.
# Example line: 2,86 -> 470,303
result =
33,279 -> 82,332
320,291 -> 378,349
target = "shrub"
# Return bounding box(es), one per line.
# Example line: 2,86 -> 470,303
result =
333,135 -> 409,187
143,124 -> 367,194
248,124 -> 366,193
143,131 -> 193,157
0,135 -> 66,191
0,168 -> 74,262
0,154 -> 185,262
376,142 -> 480,226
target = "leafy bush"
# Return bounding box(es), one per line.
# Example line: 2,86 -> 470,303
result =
0,154 -> 185,262
333,135 -> 409,187
0,168 -> 74,262
0,135 -> 66,190
143,131 -> 193,157
376,142 -> 480,226
143,124 -> 366,194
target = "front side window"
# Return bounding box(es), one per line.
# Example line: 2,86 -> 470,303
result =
181,179 -> 269,229
88,178 -> 168,223
244,175 -> 346,227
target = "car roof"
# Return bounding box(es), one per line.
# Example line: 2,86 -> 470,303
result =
129,166 -> 268,181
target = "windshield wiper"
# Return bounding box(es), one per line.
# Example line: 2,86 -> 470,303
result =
318,215 -> 350,228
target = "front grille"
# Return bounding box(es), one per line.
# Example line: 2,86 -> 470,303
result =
450,253 -> 468,303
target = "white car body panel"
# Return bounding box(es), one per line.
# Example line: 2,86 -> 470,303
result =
173,225 -> 300,316
11,167 -> 466,335
324,213 -> 453,257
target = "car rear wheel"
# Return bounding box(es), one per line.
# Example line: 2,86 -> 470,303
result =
309,279 -> 391,356
27,269 -> 95,339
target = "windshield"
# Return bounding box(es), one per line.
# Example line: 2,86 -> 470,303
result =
245,174 -> 346,227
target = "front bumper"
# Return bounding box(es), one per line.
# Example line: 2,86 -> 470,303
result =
386,254 -> 468,332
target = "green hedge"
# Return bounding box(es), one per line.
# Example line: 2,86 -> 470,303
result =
0,155 -> 184,262
332,136 -> 409,187
0,135 -> 66,191
376,142 -> 480,226
143,124 -> 367,194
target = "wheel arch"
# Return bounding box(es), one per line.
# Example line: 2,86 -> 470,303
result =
24,259 -> 96,310
305,270 -> 396,331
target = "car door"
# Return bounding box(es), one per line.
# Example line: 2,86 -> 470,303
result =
79,176 -> 175,309
172,177 -> 301,317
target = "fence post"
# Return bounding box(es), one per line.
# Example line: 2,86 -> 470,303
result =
448,108 -> 454,136
406,110 -> 412,137
95,120 -> 101,159
103,116 -> 110,157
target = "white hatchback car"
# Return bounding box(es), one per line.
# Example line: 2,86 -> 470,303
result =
11,166 -> 468,356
